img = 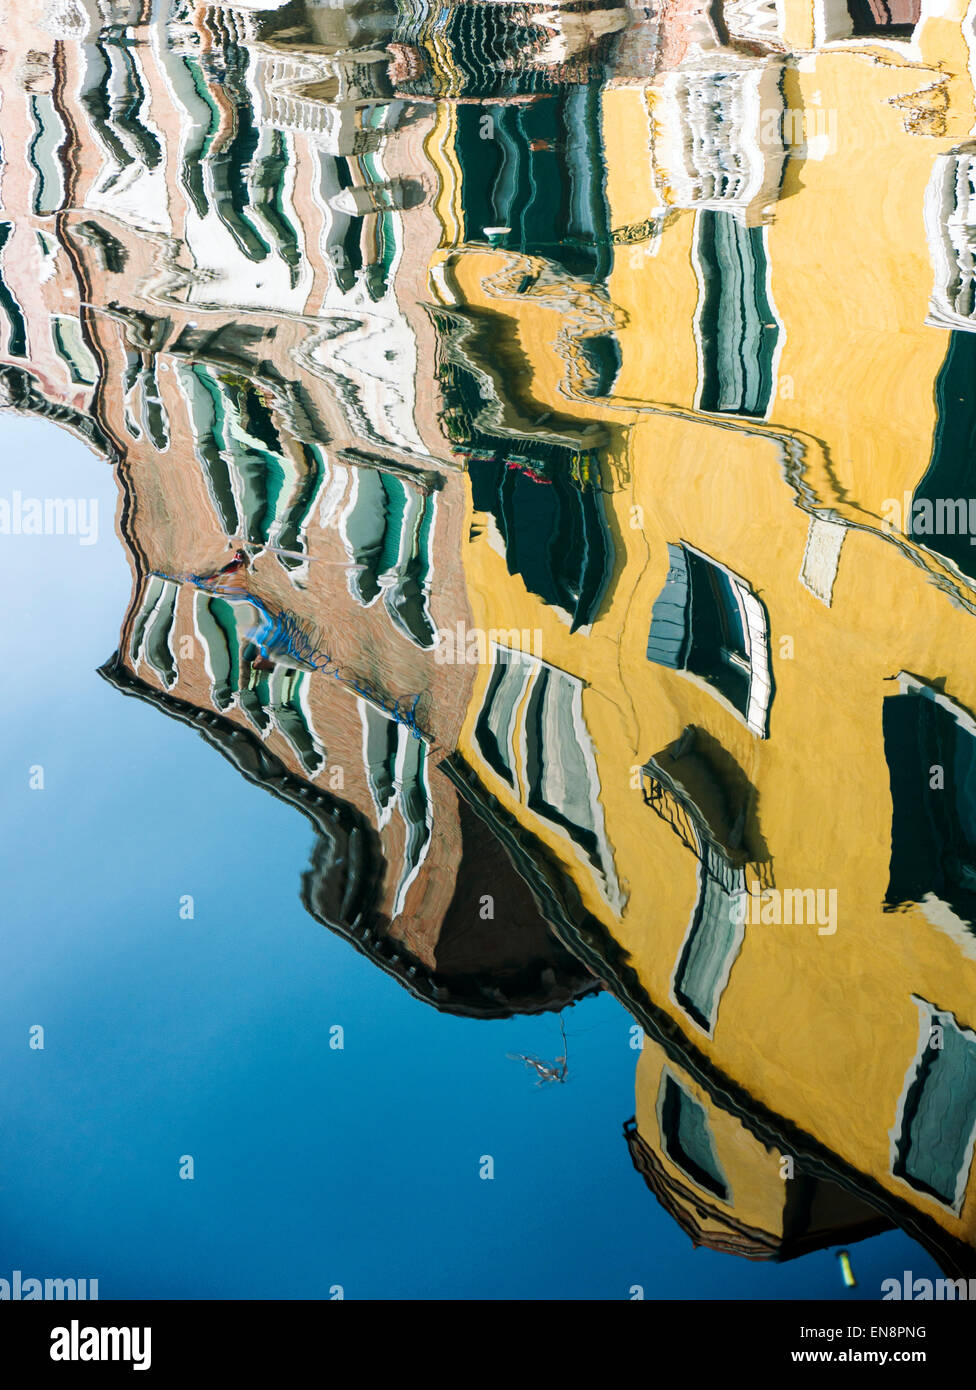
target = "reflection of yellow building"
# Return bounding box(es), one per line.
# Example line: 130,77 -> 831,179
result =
431,3 -> 976,1275
5,0 -> 976,1283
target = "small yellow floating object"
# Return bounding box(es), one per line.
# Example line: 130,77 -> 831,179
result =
838,1250 -> 856,1288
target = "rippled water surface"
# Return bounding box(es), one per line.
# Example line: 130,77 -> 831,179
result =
2,0 -> 976,1300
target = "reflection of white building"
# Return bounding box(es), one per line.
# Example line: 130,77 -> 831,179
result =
724,0 -> 785,45
292,67 -> 435,459
153,33 -> 314,314
149,21 -> 436,458
648,59 -> 787,226
297,269 -> 431,460
80,30 -> 173,236
253,49 -> 397,156
924,145 -> 976,333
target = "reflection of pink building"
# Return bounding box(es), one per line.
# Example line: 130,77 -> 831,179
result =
0,37 -> 99,423
0,6 -> 595,1017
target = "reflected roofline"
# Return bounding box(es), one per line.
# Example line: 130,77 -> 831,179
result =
622,1117 -> 892,1262
97,651 -> 597,1021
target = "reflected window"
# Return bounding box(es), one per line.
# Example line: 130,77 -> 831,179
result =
0,224 -> 27,358
191,588 -> 324,768
695,210 -> 780,419
317,150 -> 361,293
847,0 -> 919,35
359,700 -> 431,915
578,333 -> 622,399
474,647 -> 534,789
249,129 -> 301,287
643,728 -> 765,1032
437,324 -> 615,632
913,330 -> 976,582
51,317 -> 97,387
673,844 -> 746,1035
194,593 -> 239,711
884,676 -> 976,929
658,1071 -> 730,1203
725,0 -> 784,45
240,656 -> 272,733
274,445 -> 325,575
362,701 -> 398,825
924,147 -> 976,334
468,450 -> 613,633
395,731 -> 432,916
162,48 -> 220,221
206,60 -> 270,265
524,664 -> 605,871
138,360 -> 169,452
893,1000 -> 976,1211
269,668 -> 324,776
653,66 -> 786,222
177,365 -> 326,573
80,39 -> 163,202
28,93 -> 66,217
453,88 -> 611,281
74,221 -> 127,275
646,543 -> 773,737
473,644 -> 623,910
177,364 -> 237,535
341,466 -> 436,649
130,576 -> 178,689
